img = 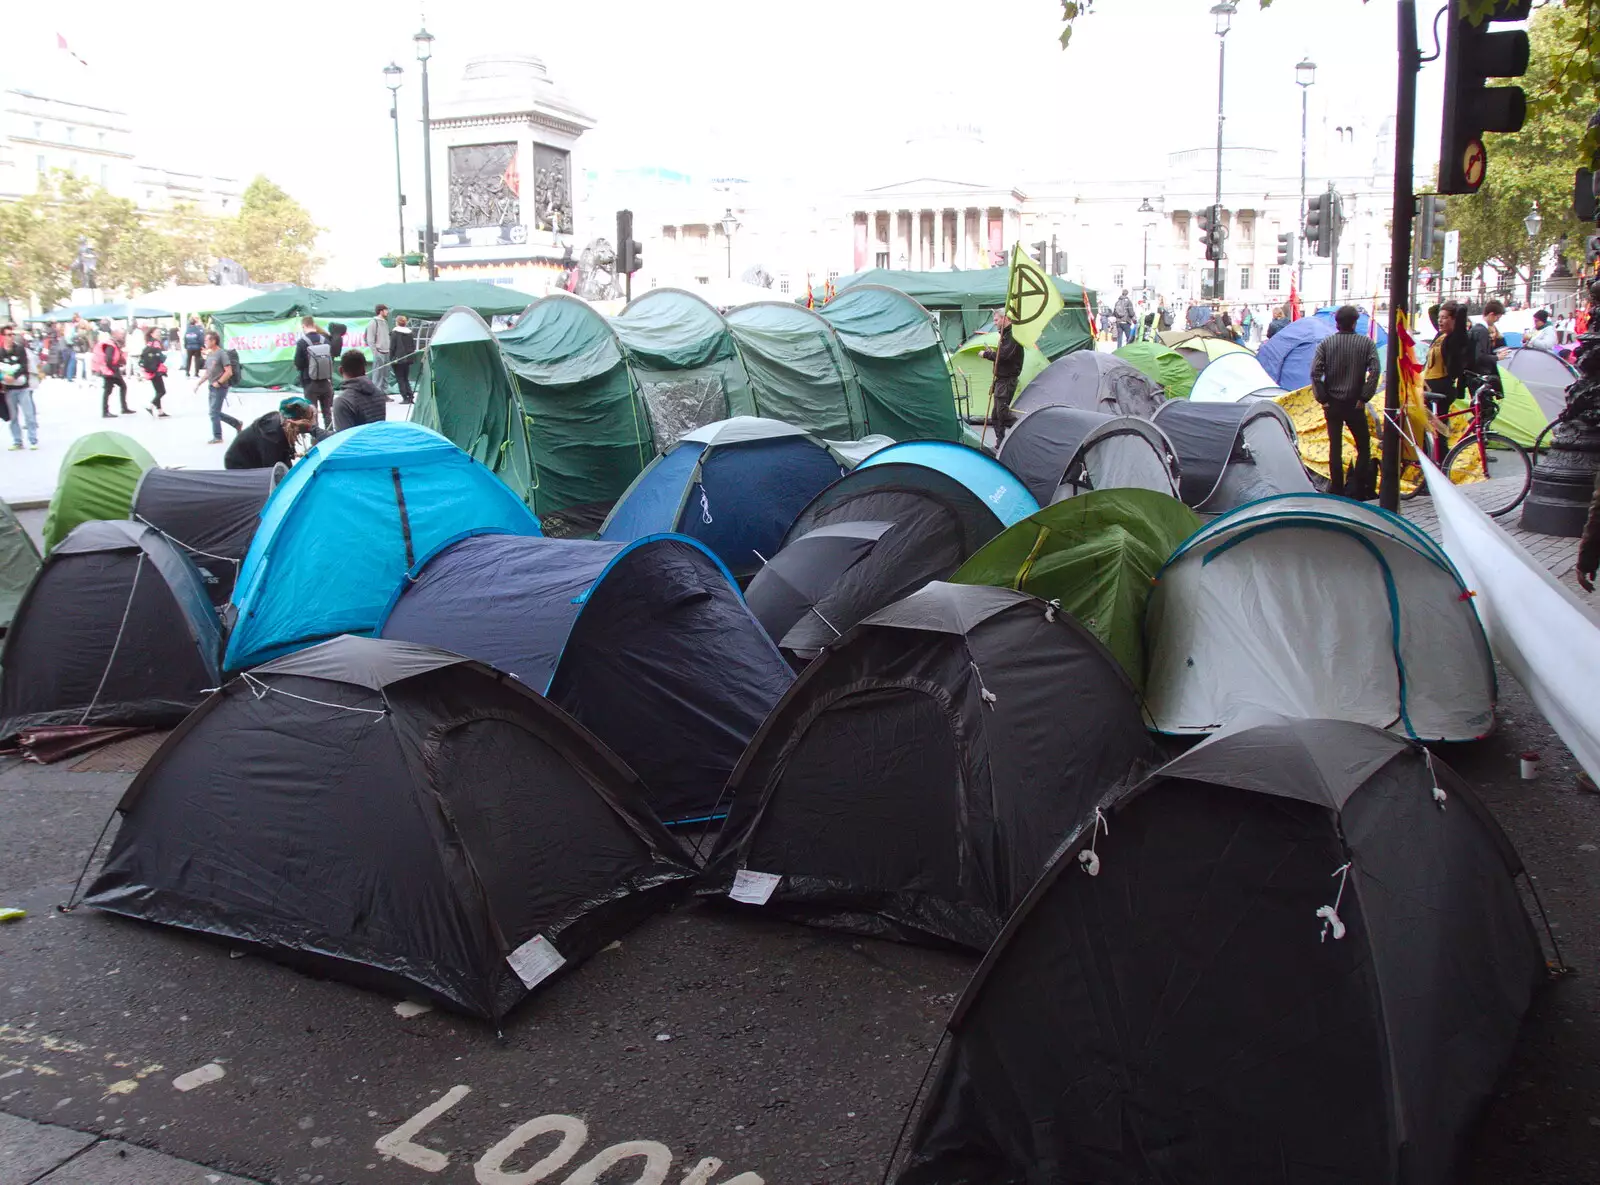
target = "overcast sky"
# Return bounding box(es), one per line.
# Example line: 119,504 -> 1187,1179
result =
11,0 -> 1449,284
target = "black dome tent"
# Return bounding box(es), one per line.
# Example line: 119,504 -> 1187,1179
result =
896,718 -> 1546,1185
706,583 -> 1155,951
130,466 -> 278,605
997,406 -> 1180,504
86,636 -> 696,1021
743,462 -> 1008,658
380,533 -> 794,825
0,520 -> 221,740
1152,398 -> 1312,514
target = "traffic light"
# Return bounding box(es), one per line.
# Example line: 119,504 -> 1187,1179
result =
1438,0 -> 1531,195
1305,193 -> 1338,258
1415,195 -> 1447,262
1197,204 -> 1225,262
1276,232 -> 1294,266
1576,167 -> 1597,223
1030,240 -> 1048,267
616,210 -> 644,275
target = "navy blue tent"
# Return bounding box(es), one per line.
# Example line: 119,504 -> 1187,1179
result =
1258,313 -> 1388,392
599,417 -> 846,578
379,533 -> 794,824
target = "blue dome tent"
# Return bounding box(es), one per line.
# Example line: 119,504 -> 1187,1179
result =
1259,313 -> 1388,392
226,422 -> 542,670
380,533 -> 793,824
857,441 -> 1039,527
599,417 -> 846,578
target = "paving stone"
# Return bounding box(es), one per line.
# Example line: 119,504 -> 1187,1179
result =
0,1112 -> 94,1185
33,1139 -> 258,1184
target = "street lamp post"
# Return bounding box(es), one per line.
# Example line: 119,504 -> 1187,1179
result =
1209,2 -> 1237,302
383,63 -> 407,283
1524,201 -> 1542,305
1138,197 -> 1155,300
1296,57 -> 1316,296
414,28 -> 437,282
720,208 -> 740,280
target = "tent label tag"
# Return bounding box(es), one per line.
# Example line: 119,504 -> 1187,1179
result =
507,934 -> 567,990
729,870 -> 781,905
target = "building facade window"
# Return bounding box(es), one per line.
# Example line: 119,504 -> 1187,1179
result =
827,269 -> 839,283
1239,265 -> 1252,290
1111,266 -> 1125,289
98,131 -> 106,147
65,126 -> 74,143
1267,267 -> 1282,292
1382,265 -> 1392,290
33,121 -> 42,138
35,155 -> 45,174
100,164 -> 108,186
778,277 -> 791,294
1340,265 -> 1351,291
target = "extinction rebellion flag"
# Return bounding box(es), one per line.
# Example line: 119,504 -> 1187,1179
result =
1004,243 -> 1063,348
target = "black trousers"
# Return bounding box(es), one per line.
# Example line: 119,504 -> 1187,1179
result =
394,359 -> 413,403
1324,399 -> 1371,498
990,377 -> 1018,447
147,373 -> 166,408
101,373 -> 129,415
184,347 -> 203,376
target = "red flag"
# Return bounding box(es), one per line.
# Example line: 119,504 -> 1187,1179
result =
1288,273 -> 1302,321
804,273 -> 814,310
1082,285 -> 1098,338
824,277 -> 836,303
56,33 -> 88,66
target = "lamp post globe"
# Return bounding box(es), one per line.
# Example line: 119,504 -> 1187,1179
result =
720,208 -> 741,279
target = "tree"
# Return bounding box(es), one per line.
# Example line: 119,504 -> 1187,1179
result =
218,176 -> 322,284
1440,3 -> 1589,300
0,171 -> 142,309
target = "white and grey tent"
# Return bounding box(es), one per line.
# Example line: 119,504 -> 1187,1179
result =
998,406 -> 1180,504
1188,350 -> 1288,403
1151,398 -> 1311,514
1144,494 -> 1495,741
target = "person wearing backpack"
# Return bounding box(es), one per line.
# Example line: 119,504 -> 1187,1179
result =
97,329 -> 133,417
183,315 -> 206,376
293,315 -> 336,429
139,330 -> 170,417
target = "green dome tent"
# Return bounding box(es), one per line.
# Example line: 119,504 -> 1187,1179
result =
951,333 -> 1049,419
1114,341 -> 1197,400
613,288 -> 757,442
411,306 -> 533,504
1487,365 -> 1554,448
950,488 -> 1201,688
814,285 -> 961,443
0,499 -> 41,634
41,432 -> 157,554
499,293 -> 650,534
725,302 -> 867,440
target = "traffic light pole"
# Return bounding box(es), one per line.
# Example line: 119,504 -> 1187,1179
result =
1328,183 -> 1340,310
1213,17 -> 1228,302
1380,0 -> 1419,513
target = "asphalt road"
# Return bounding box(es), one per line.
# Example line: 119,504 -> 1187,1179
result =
3,667 -> 1599,1185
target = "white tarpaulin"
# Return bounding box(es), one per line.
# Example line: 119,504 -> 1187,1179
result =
1423,455 -> 1600,781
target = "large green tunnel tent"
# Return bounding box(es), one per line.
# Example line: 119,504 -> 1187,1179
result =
411,306 -> 533,504
826,268 -> 1095,359
723,302 -> 867,440
813,284 -> 961,443
612,288 -> 758,439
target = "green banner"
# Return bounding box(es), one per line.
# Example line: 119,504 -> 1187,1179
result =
221,318 -> 375,390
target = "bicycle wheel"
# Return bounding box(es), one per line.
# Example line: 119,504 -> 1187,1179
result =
1443,431 -> 1531,517
1398,459 -> 1427,501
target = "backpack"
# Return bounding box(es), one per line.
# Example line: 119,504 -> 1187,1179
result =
303,335 -> 333,383
226,348 -> 244,387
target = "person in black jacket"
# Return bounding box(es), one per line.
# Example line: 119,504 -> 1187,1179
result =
980,313 -> 1024,448
183,316 -> 205,376
390,315 -> 416,404
1469,298 -> 1509,376
225,397 -> 321,470
139,330 -> 169,416
331,350 -> 387,431
292,316 -> 335,429
1266,305 -> 1290,340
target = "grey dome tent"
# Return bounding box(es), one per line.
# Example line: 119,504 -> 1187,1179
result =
380,533 -> 793,824
86,636 -> 696,1021
1151,398 -> 1311,513
706,583 -> 1155,952
0,498 -> 41,635
1012,350 -> 1166,417
0,520 -> 220,741
997,406 -> 1180,504
896,718 -> 1545,1185
130,466 -> 278,606
744,463 -> 1009,657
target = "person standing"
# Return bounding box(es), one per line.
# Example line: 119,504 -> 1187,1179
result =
0,325 -> 37,451
70,315 -> 92,385
1310,304 -> 1382,499
1526,309 -> 1558,352
140,330 -> 170,417
97,329 -> 133,417
183,315 -> 206,376
390,314 -> 416,404
368,304 -> 392,392
1469,299 -> 1509,375
980,312 -> 1023,449
1113,289 -> 1135,347
1266,305 -> 1290,340
197,330 -> 242,444
292,316 -> 336,430
331,350 -> 388,431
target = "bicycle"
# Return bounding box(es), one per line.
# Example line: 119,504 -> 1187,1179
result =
1398,370 -> 1532,517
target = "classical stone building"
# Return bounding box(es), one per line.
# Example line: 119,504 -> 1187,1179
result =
428,53 -> 595,293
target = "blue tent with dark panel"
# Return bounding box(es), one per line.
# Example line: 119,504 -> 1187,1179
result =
857,441 -> 1039,527
599,417 -> 846,578
1258,312 -> 1388,393
226,422 -> 542,671
380,533 -> 794,825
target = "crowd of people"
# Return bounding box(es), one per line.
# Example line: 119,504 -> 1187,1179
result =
0,305 -> 419,457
